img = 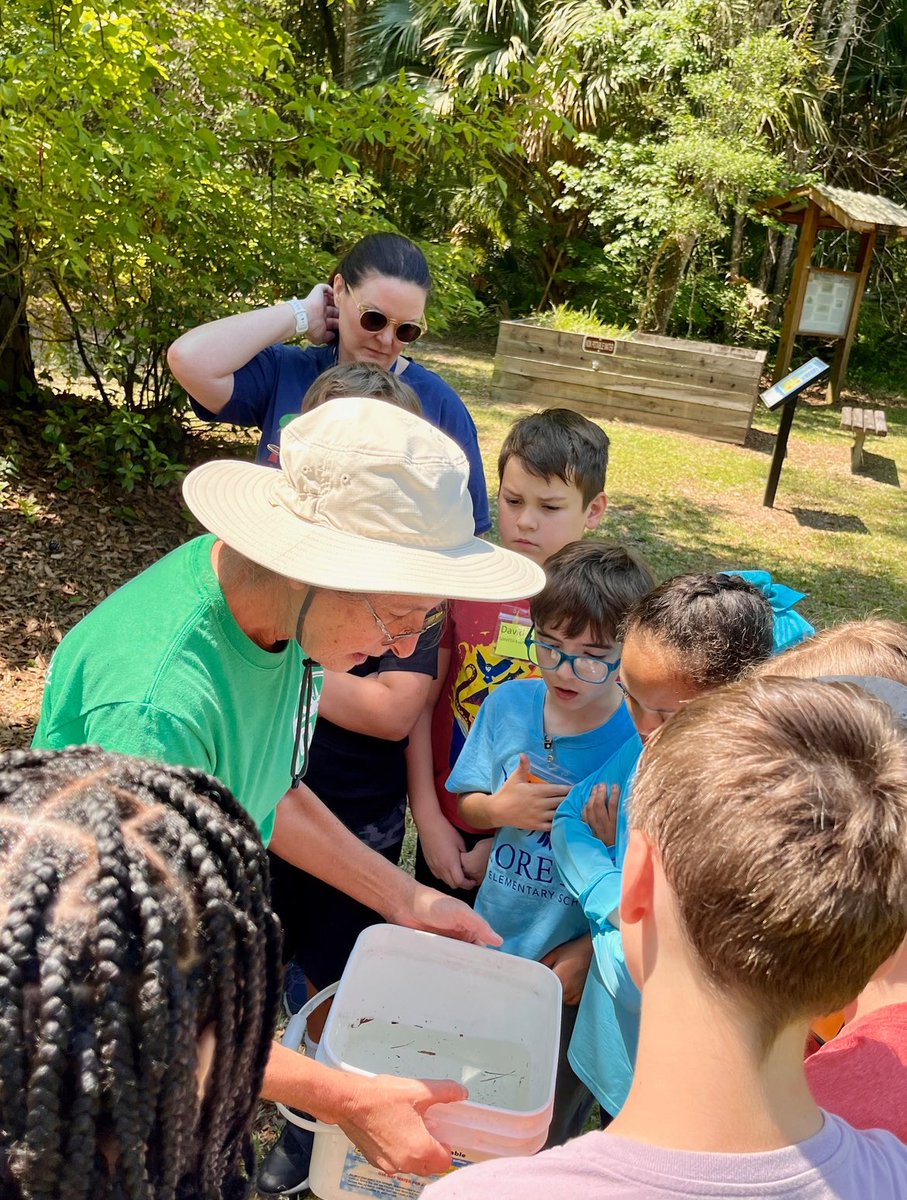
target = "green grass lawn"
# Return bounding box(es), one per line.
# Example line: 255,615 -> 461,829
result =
417,340 -> 907,629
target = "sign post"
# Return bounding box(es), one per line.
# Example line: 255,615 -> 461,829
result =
761,358 -> 830,508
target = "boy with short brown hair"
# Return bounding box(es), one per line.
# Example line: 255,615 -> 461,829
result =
427,676 -> 907,1198
759,620 -> 907,1140
409,409 -> 609,898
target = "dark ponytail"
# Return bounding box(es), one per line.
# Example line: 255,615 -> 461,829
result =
623,572 -> 774,688
332,232 -> 432,292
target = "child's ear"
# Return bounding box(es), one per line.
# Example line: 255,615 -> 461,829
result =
620,828 -> 655,927
620,828 -> 657,990
584,491 -> 607,531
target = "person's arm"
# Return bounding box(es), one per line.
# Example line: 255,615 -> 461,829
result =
420,374 -> 491,536
551,770 -> 623,931
167,283 -> 337,413
459,836 -> 493,887
448,406 -> 490,536
318,668 -> 433,741
590,925 -> 642,1015
264,1042 -> 465,1176
406,648 -> 474,890
269,783 -> 500,946
38,701 -> 214,773
457,752 -> 569,831
540,933 -> 594,1006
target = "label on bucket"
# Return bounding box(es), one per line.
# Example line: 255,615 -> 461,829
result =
339,1145 -> 472,1198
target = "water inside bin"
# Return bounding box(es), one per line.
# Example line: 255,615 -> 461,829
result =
338,1019 -> 533,1111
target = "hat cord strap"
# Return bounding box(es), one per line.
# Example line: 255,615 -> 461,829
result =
290,587 -> 318,789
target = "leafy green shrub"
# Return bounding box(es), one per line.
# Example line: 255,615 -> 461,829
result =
534,305 -> 631,338
38,399 -> 186,493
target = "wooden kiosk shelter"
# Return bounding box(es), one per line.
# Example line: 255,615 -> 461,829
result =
762,184 -> 907,401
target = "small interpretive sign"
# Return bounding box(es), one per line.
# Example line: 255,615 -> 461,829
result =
582,335 -> 616,355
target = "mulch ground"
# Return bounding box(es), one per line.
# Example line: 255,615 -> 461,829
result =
0,407 -> 255,751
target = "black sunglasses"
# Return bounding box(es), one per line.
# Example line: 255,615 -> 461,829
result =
348,285 -> 426,344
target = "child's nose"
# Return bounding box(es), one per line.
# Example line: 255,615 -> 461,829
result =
517,507 -> 537,530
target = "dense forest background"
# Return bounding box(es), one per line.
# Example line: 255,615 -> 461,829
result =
2,0 -> 905,446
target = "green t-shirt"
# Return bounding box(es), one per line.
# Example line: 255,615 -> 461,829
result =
32,535 -> 322,844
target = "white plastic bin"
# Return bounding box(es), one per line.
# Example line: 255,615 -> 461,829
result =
279,925 -> 562,1199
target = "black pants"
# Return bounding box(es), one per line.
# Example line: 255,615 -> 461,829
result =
268,839 -> 403,988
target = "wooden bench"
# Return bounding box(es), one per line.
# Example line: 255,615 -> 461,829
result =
841,406 -> 887,470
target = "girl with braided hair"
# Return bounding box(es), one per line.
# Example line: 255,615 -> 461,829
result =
0,745 -> 282,1200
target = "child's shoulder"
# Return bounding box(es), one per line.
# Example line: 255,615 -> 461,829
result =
574,733 -> 644,793
480,675 -> 546,719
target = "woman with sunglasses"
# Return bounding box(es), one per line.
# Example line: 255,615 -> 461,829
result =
168,231 -> 491,535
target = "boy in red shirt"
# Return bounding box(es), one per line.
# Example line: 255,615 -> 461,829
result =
408,408 -> 609,899
756,623 -> 907,1141
807,929 -> 907,1142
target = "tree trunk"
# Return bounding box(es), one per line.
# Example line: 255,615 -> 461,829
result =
639,232 -> 697,334
824,0 -> 861,77
766,228 -> 797,326
0,227 -> 36,407
729,207 -> 747,278
757,228 -> 780,292
343,0 -> 370,85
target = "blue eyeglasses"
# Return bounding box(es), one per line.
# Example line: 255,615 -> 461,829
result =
525,636 -> 620,685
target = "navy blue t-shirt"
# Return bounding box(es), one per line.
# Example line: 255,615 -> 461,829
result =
190,342 -> 491,535
304,631 -> 439,847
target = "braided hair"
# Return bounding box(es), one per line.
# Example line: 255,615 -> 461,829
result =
0,746 -> 282,1200
622,572 -> 774,688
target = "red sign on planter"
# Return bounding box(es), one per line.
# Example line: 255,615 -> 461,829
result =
582,335 -> 616,355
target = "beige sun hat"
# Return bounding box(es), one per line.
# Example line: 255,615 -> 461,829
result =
182,395 -> 545,600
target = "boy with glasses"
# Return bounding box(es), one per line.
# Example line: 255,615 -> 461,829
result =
411,408 -> 610,900
447,540 -> 654,1145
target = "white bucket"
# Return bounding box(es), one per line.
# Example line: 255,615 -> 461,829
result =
278,925 -> 562,1198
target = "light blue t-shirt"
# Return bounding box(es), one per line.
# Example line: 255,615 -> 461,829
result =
551,737 -> 643,1114
447,678 -> 636,961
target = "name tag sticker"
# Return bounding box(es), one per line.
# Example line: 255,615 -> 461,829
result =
495,615 -> 532,661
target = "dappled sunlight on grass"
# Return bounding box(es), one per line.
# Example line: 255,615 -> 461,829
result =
418,342 -> 907,628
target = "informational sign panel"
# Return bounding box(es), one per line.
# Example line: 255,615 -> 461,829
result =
798,270 -> 858,338
761,357 -> 830,410
762,358 -> 831,508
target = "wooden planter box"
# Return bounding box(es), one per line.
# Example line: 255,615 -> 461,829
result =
492,321 -> 767,445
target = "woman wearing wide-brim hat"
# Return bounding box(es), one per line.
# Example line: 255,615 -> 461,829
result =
32,396 -> 544,1179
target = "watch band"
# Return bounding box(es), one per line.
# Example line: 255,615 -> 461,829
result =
288,297 -> 309,336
